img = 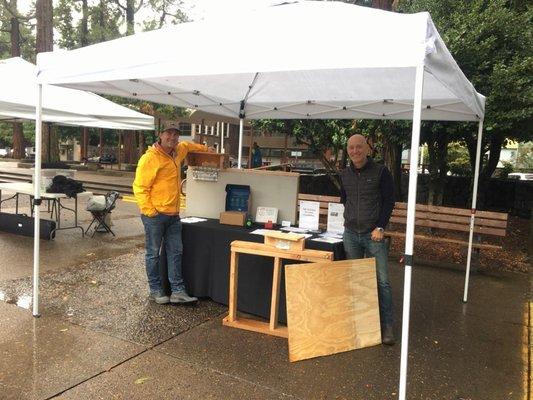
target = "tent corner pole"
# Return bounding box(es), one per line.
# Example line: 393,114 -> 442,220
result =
463,119 -> 484,303
398,63 -> 425,400
32,83 -> 43,318
237,119 -> 244,169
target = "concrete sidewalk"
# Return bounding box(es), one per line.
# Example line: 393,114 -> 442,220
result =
0,162 -> 529,399
0,243 -> 528,399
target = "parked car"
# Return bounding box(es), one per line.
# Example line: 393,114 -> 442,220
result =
507,172 -> 533,181
0,148 -> 9,158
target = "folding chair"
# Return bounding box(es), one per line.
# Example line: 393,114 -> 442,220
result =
85,191 -> 120,237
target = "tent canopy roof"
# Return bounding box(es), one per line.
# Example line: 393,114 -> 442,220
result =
0,57 -> 154,130
37,1 -> 484,122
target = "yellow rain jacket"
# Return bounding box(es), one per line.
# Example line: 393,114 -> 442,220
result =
133,141 -> 207,216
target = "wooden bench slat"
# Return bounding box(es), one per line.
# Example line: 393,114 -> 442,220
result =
298,194 -> 341,203
394,202 -> 508,221
385,231 -> 502,250
391,209 -> 508,229
389,217 -> 506,237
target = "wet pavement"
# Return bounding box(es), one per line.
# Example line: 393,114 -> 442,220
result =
0,164 -> 530,399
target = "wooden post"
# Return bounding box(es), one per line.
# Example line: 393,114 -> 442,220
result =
228,250 -> 239,322
269,256 -> 282,330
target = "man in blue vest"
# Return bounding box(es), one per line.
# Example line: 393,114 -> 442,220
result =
340,134 -> 395,345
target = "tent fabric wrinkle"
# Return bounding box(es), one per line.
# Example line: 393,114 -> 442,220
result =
0,57 -> 154,130
36,1 -> 484,121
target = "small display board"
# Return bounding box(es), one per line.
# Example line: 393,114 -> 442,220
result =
255,206 -> 278,224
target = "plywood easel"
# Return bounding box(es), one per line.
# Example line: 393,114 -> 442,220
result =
222,233 -> 333,338
285,258 -> 381,362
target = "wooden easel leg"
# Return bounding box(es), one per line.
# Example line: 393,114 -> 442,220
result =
269,257 -> 282,330
228,250 -> 239,322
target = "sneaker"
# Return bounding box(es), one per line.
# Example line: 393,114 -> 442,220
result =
149,291 -> 170,304
170,291 -> 198,305
382,325 -> 395,346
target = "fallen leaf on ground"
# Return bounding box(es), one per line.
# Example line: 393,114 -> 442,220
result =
134,377 -> 152,385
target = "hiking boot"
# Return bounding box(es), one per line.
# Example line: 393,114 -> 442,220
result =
170,291 -> 198,305
149,291 -> 170,304
382,325 -> 395,346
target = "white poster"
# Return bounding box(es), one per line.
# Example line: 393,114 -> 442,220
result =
298,200 -> 320,231
255,206 -> 278,223
327,202 -> 345,234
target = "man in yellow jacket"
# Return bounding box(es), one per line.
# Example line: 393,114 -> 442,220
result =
133,127 -> 208,304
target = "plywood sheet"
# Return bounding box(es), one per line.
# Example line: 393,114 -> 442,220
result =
185,168 -> 299,224
285,258 -> 381,362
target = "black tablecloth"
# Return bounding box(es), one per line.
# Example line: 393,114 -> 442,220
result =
161,219 -> 344,323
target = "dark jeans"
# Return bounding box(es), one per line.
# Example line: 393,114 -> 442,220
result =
343,228 -> 394,328
141,214 -> 185,294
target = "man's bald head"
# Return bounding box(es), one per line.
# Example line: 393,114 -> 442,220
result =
347,134 -> 370,168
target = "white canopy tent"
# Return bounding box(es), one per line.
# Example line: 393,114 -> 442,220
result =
0,57 -> 154,130
36,2 -> 485,399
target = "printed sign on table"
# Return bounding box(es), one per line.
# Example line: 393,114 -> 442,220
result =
327,202 -> 345,234
298,200 -> 320,231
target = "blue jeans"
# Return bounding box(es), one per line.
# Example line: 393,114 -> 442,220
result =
141,214 -> 185,294
343,228 -> 394,327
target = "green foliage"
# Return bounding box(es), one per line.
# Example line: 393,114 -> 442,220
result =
447,142 -> 471,176
399,0 -> 533,179
499,161 -> 514,178
0,2 -> 36,60
143,0 -> 188,30
515,142 -> 533,171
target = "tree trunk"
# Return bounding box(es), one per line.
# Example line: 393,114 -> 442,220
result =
426,131 -> 449,206
138,131 -> 146,159
99,129 -> 104,158
123,130 -> 136,163
382,138 -> 403,201
80,0 -> 89,47
372,0 -> 392,10
126,0 -> 135,35
81,127 -> 89,159
40,124 -> 58,163
36,0 -> 59,162
36,0 -> 53,53
466,133 -> 504,209
10,4 -> 24,159
12,123 -> 24,159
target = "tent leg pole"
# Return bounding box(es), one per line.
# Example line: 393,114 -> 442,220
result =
398,63 -> 424,400
463,120 -> 484,303
33,83 -> 43,318
237,118 -> 244,169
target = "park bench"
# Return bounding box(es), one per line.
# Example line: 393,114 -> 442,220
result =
297,193 -> 508,250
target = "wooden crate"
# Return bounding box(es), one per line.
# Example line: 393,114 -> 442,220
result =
263,230 -> 306,251
187,152 -> 229,169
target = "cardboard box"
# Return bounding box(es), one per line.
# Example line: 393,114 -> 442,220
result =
220,211 -> 247,226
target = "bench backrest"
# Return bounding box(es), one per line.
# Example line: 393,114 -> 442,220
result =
390,202 -> 508,237
297,194 -> 508,237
